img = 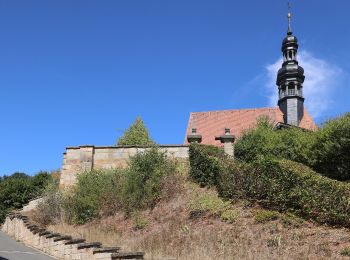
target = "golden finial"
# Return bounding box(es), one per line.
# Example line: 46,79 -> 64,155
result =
287,2 -> 292,34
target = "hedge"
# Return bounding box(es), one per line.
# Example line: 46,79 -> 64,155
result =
189,144 -> 350,227
188,144 -> 226,187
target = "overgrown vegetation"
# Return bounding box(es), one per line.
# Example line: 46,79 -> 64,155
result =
235,116 -> 314,166
188,183 -> 237,223
312,113 -> 350,180
188,144 -> 226,187
36,147 -> 177,225
189,143 -> 350,227
117,117 -> 155,146
0,171 -> 53,223
235,113 -> 350,181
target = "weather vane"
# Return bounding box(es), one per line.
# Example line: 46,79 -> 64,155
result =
287,2 -> 292,34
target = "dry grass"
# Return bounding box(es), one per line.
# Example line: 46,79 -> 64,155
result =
46,179 -> 350,260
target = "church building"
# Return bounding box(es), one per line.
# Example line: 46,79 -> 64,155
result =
185,10 -> 317,147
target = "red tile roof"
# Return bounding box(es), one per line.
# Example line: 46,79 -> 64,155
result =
184,107 -> 317,146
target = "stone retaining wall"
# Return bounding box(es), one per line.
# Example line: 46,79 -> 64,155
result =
60,145 -> 189,189
1,212 -> 144,260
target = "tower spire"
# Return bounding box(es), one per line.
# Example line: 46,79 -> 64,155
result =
276,4 -> 305,126
287,2 -> 292,35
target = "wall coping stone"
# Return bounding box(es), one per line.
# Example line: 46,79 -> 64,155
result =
65,238 -> 86,245
66,144 -> 190,150
33,228 -> 46,234
77,242 -> 102,249
53,235 -> 72,242
46,233 -> 61,239
28,225 -> 39,230
39,231 -> 51,237
93,247 -> 121,254
111,252 -> 144,259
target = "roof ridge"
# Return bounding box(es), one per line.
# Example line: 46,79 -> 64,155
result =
190,106 -> 279,114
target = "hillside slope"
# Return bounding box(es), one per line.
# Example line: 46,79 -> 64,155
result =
43,179 -> 350,260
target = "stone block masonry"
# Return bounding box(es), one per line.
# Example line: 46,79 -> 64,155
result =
1,212 -> 144,260
60,145 -> 189,189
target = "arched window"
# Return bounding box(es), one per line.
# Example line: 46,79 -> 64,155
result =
289,50 -> 293,60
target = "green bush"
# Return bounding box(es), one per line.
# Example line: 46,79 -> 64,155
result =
189,143 -> 350,226
188,144 -> 226,187
0,172 -> 52,223
217,157 -> 350,227
235,113 -> 350,181
234,117 -> 314,166
62,147 -> 176,224
121,147 -> 175,214
312,113 -> 350,181
68,169 -> 121,224
117,117 -> 155,146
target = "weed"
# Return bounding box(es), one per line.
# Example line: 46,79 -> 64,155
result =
341,247 -> 350,256
254,209 -> 279,223
220,209 -> 237,224
267,235 -> 281,248
281,213 -> 304,228
132,212 -> 148,230
188,184 -> 231,218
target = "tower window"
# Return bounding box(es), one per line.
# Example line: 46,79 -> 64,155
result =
288,83 -> 295,95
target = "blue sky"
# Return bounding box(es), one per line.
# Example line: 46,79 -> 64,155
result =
0,0 -> 349,175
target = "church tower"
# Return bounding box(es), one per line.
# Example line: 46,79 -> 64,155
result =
277,6 -> 305,126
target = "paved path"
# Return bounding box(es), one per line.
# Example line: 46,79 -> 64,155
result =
0,231 -> 54,260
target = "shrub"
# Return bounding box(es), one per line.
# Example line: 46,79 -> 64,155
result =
121,147 -> 175,214
312,113 -> 350,181
188,144 -> 226,187
32,182 -> 65,226
235,113 -> 350,181
48,147 -> 177,224
217,157 -> 350,227
69,170 -> 113,224
117,117 -> 155,146
98,169 -> 126,217
234,117 -> 315,166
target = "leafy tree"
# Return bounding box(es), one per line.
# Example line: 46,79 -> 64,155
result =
117,117 -> 155,146
0,172 -> 52,223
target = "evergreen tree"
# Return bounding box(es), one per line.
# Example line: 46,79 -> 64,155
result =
117,117 -> 155,146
